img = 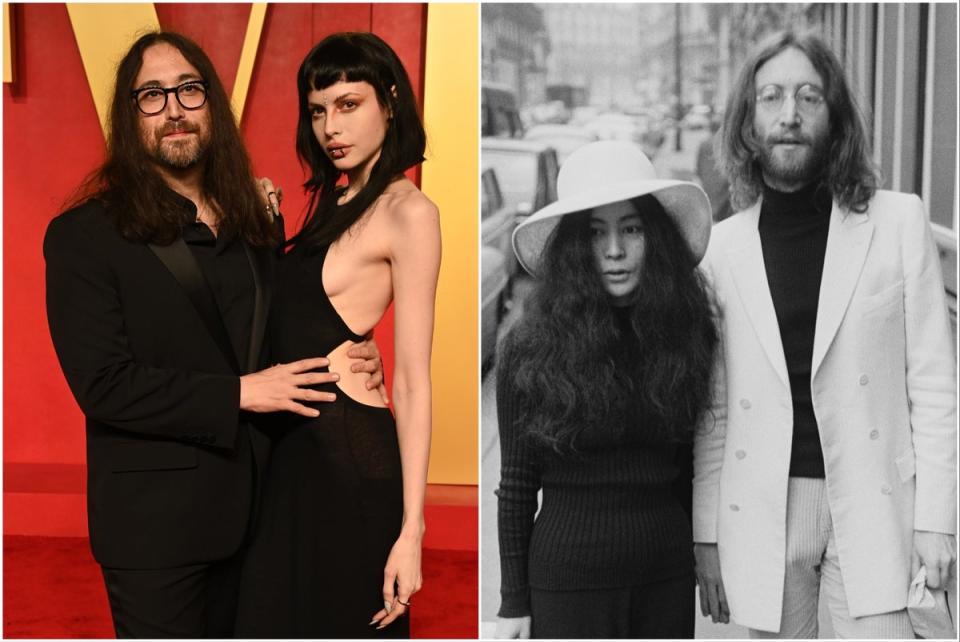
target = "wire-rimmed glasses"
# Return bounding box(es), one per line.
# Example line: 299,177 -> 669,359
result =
755,83 -> 825,117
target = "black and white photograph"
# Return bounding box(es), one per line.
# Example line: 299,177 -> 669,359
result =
481,3 -> 958,639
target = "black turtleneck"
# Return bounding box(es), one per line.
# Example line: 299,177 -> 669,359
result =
758,181 -> 832,478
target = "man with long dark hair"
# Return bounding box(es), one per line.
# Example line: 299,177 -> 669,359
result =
44,32 -> 382,637
693,31 -> 956,638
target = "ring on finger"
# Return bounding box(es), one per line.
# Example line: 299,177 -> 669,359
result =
398,599 -> 410,607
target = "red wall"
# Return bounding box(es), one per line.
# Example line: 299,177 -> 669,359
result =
3,3 -> 426,533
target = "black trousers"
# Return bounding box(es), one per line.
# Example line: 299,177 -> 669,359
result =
530,573 -> 695,639
101,550 -> 244,639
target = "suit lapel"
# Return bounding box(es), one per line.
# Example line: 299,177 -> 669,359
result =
148,239 -> 243,375
242,242 -> 272,374
725,201 -> 790,389
812,203 -> 874,378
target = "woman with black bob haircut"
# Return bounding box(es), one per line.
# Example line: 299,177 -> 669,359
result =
496,141 -> 717,639
293,31 -> 426,250
236,32 -> 439,638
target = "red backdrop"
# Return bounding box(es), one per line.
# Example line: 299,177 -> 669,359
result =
3,3 -> 426,535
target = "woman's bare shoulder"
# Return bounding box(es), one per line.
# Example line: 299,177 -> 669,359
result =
380,179 -> 439,227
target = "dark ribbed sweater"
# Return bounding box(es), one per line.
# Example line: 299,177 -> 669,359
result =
495,339 -> 693,618
758,181 -> 832,478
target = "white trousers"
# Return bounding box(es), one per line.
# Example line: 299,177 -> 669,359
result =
748,477 -> 914,639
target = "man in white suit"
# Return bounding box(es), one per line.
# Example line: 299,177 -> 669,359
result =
693,31 -> 956,638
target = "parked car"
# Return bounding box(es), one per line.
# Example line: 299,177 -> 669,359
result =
481,245 -> 508,372
584,112 -> 642,142
482,83 -> 523,138
523,123 -> 597,164
481,138 -> 559,222
481,166 -> 520,283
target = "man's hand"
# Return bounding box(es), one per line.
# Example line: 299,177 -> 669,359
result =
239,358 -> 336,417
913,531 -> 957,589
256,177 -> 283,218
347,338 -> 388,404
695,542 -> 730,623
496,616 -> 531,639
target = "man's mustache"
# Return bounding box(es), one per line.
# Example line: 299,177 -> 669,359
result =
157,122 -> 200,138
765,133 -> 812,145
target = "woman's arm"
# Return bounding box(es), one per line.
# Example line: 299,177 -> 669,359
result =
371,192 -> 441,629
496,336 -> 541,628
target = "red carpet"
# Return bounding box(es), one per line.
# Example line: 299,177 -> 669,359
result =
3,536 -> 477,639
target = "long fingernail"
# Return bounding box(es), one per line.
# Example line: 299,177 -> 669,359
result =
331,373 -> 339,380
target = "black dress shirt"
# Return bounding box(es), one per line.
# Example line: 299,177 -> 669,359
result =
175,194 -> 255,371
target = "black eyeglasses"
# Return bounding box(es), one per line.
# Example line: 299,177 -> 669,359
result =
131,80 -> 209,115
755,83 -> 825,117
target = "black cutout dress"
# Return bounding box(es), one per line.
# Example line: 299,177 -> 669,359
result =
236,244 -> 407,638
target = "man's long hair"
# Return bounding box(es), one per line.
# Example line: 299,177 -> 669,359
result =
499,196 -> 718,452
717,31 -> 878,213
289,32 -> 426,252
69,31 -> 277,246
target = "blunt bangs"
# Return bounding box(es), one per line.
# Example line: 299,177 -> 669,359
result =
299,37 -> 392,104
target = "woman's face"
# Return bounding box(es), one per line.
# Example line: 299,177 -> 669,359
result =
308,80 -> 389,183
589,200 -> 646,306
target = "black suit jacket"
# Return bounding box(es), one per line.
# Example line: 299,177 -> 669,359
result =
44,198 -> 276,569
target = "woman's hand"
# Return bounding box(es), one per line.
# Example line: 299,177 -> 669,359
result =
695,542 -> 729,623
256,177 -> 283,218
496,616 -> 531,639
369,532 -> 422,629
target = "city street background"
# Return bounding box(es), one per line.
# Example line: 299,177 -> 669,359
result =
480,2 -> 956,637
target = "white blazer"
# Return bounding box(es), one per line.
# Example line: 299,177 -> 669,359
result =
693,190 -> 957,632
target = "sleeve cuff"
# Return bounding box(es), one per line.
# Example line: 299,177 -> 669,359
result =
498,589 -> 531,618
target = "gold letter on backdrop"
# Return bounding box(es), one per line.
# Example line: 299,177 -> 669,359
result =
67,3 -> 266,136
66,3 -> 161,135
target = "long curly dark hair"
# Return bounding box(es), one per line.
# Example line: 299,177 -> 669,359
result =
717,30 -> 878,213
500,195 -> 718,452
69,31 -> 277,247
289,32 -> 426,251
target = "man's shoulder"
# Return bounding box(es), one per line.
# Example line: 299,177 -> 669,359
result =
50,197 -> 111,228
705,207 -> 756,249
864,189 -> 924,221
45,197 -> 118,251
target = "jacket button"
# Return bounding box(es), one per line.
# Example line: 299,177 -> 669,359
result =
859,374 -> 869,385
880,484 -> 892,495
730,504 -> 740,512
735,450 -> 746,460
869,430 -> 879,440
739,399 -> 751,410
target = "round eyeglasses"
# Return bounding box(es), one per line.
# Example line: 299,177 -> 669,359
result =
755,83 -> 825,117
131,80 -> 209,116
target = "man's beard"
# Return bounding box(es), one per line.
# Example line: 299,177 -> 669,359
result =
148,122 -> 208,169
756,130 -> 830,187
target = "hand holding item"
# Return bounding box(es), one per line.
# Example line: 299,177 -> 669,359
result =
907,565 -> 956,639
496,616 -> 531,639
239,358 -> 337,416
695,542 -> 730,624
913,531 -> 957,590
370,532 -> 422,629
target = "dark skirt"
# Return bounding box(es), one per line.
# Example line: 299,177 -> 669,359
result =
235,398 -> 408,639
530,572 -> 695,639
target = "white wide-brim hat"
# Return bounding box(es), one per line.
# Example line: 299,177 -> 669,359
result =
512,140 -> 712,276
